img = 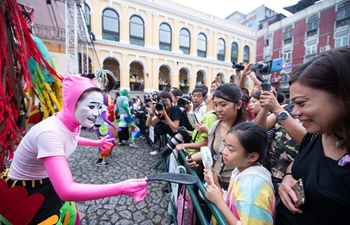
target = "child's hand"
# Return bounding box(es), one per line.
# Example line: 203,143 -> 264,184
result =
204,168 -> 219,186
186,154 -> 198,168
205,184 -> 223,205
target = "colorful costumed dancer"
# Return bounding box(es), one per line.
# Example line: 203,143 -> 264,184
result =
92,70 -> 121,165
0,74 -> 148,224
114,89 -> 141,147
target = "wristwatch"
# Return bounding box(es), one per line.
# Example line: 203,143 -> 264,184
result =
277,111 -> 289,121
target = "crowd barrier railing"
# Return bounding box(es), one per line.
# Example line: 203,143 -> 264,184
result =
146,128 -> 228,225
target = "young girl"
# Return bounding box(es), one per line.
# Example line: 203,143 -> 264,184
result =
205,122 -> 275,225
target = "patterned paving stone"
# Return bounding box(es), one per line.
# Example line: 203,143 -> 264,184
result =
70,130 -> 173,224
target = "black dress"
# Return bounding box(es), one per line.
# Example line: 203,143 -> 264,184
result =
276,133 -> 350,225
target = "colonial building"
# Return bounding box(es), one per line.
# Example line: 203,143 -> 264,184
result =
256,0 -> 350,94
18,0 -> 257,93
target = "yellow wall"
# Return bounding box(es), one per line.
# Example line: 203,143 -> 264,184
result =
43,0 -> 257,93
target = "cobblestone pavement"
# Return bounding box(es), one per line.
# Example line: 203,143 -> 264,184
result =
68,129 -> 173,225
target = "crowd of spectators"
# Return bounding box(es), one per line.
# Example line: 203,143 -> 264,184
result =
108,47 -> 350,225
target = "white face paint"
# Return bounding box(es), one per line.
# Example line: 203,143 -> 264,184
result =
75,91 -> 103,128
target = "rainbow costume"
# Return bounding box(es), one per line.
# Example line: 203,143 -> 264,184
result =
94,94 -> 121,165
211,165 -> 276,225
114,89 -> 141,146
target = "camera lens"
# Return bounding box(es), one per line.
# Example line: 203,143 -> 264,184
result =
156,100 -> 165,111
177,98 -> 186,108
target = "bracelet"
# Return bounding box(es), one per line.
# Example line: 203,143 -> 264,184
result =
282,172 -> 293,179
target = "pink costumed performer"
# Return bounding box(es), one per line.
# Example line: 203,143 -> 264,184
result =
0,74 -> 147,225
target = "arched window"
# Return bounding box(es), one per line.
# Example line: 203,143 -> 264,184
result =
83,3 -> 91,31
159,23 -> 172,51
102,9 -> 119,41
179,28 -> 190,55
231,42 -> 238,63
217,38 -> 225,61
243,45 -> 250,63
197,33 -> 207,58
130,15 -> 144,46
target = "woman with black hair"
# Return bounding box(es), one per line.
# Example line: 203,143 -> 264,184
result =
185,83 -> 247,190
277,47 -> 350,225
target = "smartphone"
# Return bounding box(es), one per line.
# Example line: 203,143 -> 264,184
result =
292,178 -> 305,208
191,114 -> 199,124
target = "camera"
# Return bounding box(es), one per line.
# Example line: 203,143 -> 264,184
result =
159,126 -> 192,157
177,95 -> 191,108
232,62 -> 245,71
251,58 -> 284,91
144,93 -> 151,102
251,58 -> 284,76
156,100 -> 165,111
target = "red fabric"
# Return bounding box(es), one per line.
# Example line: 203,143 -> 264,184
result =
246,104 -> 255,120
0,0 -> 62,170
0,179 -> 44,225
27,105 -> 41,124
108,103 -> 115,122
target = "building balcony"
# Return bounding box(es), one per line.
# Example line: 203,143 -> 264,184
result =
306,29 -> 318,38
32,24 -> 65,41
304,53 -> 317,62
279,81 -> 290,90
336,17 -> 350,29
284,38 -> 292,45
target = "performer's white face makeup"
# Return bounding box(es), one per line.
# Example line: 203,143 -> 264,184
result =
75,91 -> 103,128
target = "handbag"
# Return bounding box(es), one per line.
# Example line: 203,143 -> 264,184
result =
177,185 -> 196,225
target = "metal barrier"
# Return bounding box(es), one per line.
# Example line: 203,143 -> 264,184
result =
168,150 -> 228,225
146,128 -> 228,225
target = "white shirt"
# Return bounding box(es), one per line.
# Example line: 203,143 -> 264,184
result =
9,116 -> 79,180
191,101 -> 207,122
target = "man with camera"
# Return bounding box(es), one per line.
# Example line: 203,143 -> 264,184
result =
145,91 -> 183,138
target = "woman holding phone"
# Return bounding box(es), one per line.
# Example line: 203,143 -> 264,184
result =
276,47 -> 350,225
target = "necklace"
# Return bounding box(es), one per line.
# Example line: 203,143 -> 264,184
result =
333,132 -> 344,148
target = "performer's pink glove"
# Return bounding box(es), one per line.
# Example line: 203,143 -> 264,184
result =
97,135 -> 115,146
78,136 -> 115,147
42,156 -> 148,202
115,178 -> 148,202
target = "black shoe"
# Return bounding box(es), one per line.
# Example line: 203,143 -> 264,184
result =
96,158 -> 103,164
161,185 -> 169,192
96,161 -> 109,166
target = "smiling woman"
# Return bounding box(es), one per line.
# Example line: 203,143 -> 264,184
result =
276,47 -> 350,225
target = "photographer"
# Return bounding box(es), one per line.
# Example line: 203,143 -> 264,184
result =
145,91 -> 183,137
170,88 -> 183,106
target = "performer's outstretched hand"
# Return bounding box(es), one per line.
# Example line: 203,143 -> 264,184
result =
96,135 -> 115,147
117,178 -> 148,202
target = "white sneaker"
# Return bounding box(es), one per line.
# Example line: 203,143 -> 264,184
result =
130,143 -> 139,148
150,150 -> 159,156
